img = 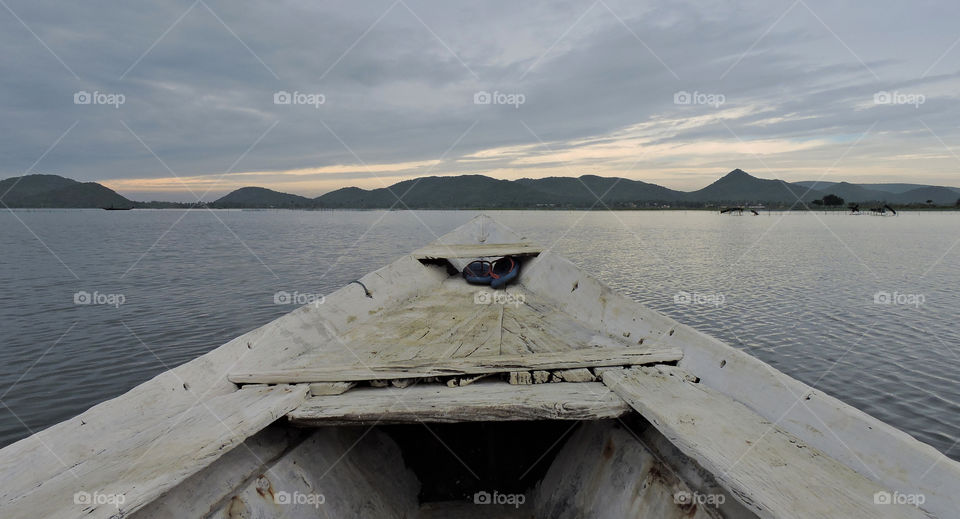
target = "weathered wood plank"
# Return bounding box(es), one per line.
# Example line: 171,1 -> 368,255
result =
286,381 -> 630,425
326,278 -> 503,362
309,381 -> 355,396
602,366 -> 930,519
413,242 -> 542,259
446,373 -> 490,387
533,370 -> 551,384
2,384 -> 308,519
200,428 -> 419,519
555,368 -> 595,382
229,347 -> 682,384
131,426 -> 296,519
535,421 -> 732,519
509,371 -> 533,384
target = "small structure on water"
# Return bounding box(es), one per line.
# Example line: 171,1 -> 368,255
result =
868,204 -> 898,216
719,207 -> 759,215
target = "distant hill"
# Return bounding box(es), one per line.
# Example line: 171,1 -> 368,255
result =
797,181 -> 960,196
796,180 -> 959,204
798,181 -> 890,204
213,187 -> 317,208
515,175 -> 684,205
0,174 -> 132,208
317,175 -> 549,208
312,169 -> 866,208
888,186 -> 960,205
685,169 -> 823,204
314,174 -> 688,209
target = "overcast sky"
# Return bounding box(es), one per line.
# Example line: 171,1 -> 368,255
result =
2,0 -> 960,201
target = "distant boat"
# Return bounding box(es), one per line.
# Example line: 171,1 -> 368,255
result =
102,206 -> 133,210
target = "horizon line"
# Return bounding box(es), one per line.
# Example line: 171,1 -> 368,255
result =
7,169 -> 960,203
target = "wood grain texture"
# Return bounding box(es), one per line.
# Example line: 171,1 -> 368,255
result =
229,347 -> 682,384
309,382 -> 355,396
205,428 -> 419,519
535,421 -> 729,519
286,381 -> 630,425
131,426 -> 296,519
602,366 -> 931,519
413,242 -> 542,259
554,368 -> 595,382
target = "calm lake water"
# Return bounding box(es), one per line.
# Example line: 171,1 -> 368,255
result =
0,209 -> 958,460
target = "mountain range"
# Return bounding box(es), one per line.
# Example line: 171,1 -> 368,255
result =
302,169 -> 960,208
2,170 -> 959,209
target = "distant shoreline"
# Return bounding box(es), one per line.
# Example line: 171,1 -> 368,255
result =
6,204 -> 960,210
4,170 -> 959,210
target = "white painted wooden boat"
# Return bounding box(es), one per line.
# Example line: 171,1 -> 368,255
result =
1,215 -> 956,518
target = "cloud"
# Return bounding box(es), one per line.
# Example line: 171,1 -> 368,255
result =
2,0 -> 960,200
100,159 -> 444,197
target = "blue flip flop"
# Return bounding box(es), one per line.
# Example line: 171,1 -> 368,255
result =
490,256 -> 520,289
462,259 -> 493,285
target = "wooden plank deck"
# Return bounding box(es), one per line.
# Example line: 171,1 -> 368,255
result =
601,366 -> 931,519
229,347 -> 682,384
304,278 -> 639,365
287,381 -> 630,425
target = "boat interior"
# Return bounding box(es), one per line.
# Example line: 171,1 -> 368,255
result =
134,414 -> 755,519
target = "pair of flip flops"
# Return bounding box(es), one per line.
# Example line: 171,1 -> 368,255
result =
462,256 -> 520,289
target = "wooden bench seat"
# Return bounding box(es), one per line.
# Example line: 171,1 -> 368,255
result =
413,242 -> 542,259
287,381 -> 630,425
